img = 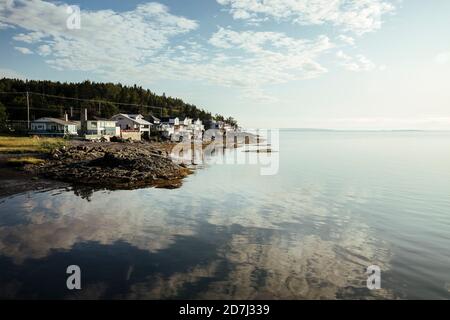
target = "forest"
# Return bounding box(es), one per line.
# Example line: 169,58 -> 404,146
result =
0,78 -> 238,131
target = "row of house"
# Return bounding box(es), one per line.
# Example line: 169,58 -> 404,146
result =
210,120 -> 235,132
29,110 -> 208,141
158,117 -> 205,141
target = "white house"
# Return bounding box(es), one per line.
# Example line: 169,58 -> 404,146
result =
211,120 -> 233,132
111,114 -> 152,137
159,117 -> 180,126
78,109 -> 120,140
30,117 -> 78,136
83,119 -> 120,138
186,118 -> 204,139
155,117 -> 205,141
158,117 -> 178,139
182,117 -> 192,126
192,119 -> 205,132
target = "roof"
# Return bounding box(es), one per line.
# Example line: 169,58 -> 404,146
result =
33,117 -> 78,126
92,116 -> 115,121
127,114 -> 141,119
112,114 -> 152,126
160,117 -> 179,123
147,114 -> 161,122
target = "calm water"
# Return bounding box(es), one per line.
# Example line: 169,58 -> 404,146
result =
0,131 -> 449,299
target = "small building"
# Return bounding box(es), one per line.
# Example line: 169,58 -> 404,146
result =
110,114 -> 152,138
182,117 -> 192,126
190,119 -> 205,132
160,117 -> 180,126
211,120 -> 234,132
159,117 -> 180,140
79,109 -> 120,140
83,119 -> 120,137
186,118 -> 204,140
153,117 -> 206,141
146,114 -> 161,125
30,117 -> 78,136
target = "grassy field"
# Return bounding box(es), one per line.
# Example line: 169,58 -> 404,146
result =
0,136 -> 66,153
6,156 -> 46,166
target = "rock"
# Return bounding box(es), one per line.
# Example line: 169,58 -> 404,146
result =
28,142 -> 191,190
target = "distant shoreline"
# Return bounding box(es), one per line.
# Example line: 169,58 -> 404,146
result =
276,128 -> 450,132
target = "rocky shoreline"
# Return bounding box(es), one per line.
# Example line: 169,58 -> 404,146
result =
24,142 -> 193,190
0,133 -> 263,196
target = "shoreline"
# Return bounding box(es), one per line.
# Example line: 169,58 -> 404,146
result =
0,133 -> 263,198
0,140 -> 192,198
0,165 -> 68,199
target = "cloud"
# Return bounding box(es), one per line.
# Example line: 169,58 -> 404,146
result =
0,0 -> 337,101
37,44 -> 51,56
12,31 -> 46,43
205,28 -> 333,97
14,46 -> 33,54
217,0 -> 395,35
0,21 -> 9,29
336,50 -> 376,71
130,28 -> 333,101
337,34 -> 355,46
1,0 -> 198,72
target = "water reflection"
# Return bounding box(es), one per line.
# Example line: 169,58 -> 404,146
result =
1,131 -> 450,299
0,183 -> 393,299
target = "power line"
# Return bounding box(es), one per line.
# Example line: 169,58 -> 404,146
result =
1,106 -> 74,111
0,91 -> 178,115
0,91 -> 29,95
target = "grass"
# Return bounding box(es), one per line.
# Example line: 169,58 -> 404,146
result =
6,156 -> 46,167
0,136 -> 66,154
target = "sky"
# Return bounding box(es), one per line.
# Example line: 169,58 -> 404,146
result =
0,0 -> 449,129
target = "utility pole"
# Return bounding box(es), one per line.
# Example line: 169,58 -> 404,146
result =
26,91 -> 30,130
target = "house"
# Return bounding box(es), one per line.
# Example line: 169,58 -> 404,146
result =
80,109 -> 120,140
30,116 -> 78,136
156,117 -> 205,141
148,116 -> 205,141
160,117 -> 180,126
146,114 -> 161,125
111,114 -> 152,138
159,117 -> 179,139
211,120 -> 234,132
182,117 -> 192,126
146,114 -> 161,136
187,118 -> 205,139
192,119 -> 205,132
83,119 -> 119,137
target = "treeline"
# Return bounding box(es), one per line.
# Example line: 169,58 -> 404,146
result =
0,78 -> 237,129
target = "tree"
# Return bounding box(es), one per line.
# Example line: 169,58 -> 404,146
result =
225,116 -> 237,128
101,102 -> 119,118
214,114 -> 225,122
0,78 -> 238,128
0,101 -> 7,131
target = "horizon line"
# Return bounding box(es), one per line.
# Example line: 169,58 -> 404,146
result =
242,128 -> 450,132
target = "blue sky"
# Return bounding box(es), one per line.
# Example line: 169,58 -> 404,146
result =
1,0 -> 450,129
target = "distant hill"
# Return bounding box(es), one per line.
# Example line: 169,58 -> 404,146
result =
0,78 -> 237,128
